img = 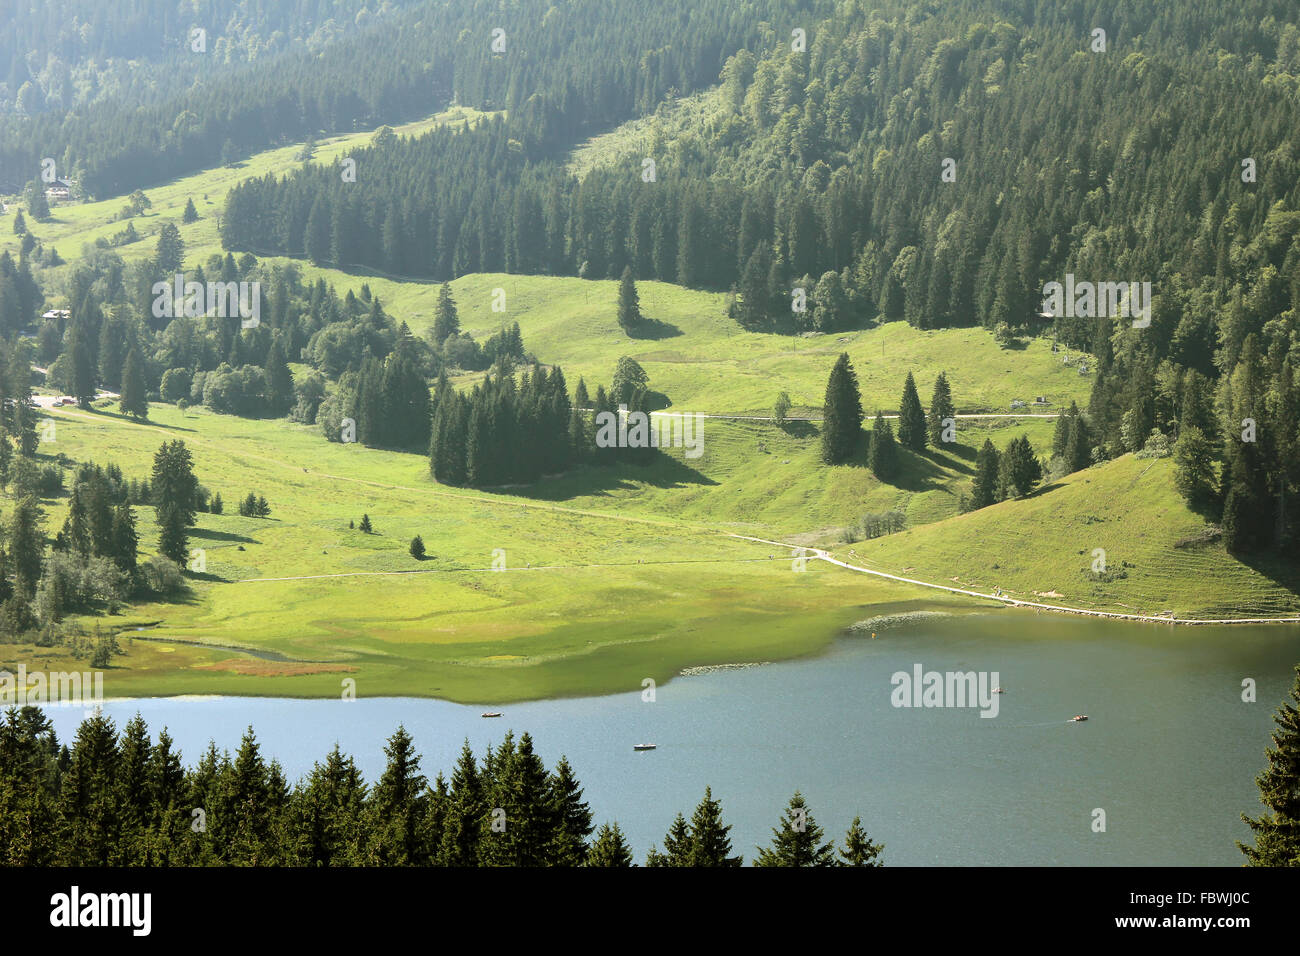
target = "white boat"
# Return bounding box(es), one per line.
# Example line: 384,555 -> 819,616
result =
481,711 -> 503,718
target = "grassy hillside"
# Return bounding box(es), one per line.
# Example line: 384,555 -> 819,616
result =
436,275 -> 1090,415
849,454 -> 1300,619
6,401 -> 985,701
4,105 -> 1090,417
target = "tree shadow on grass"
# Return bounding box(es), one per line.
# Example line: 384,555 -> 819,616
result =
626,317 -> 683,340
476,449 -> 718,502
1229,550 -> 1300,604
54,406 -> 197,433
189,527 -> 259,545
183,570 -> 234,584
778,420 -> 819,439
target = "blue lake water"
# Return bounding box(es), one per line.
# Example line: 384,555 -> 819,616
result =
41,612 -> 1300,865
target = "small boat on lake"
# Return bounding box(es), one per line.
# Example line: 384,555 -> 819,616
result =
481,711 -> 503,718
1071,715 -> 1088,722
993,687 -> 1005,694
633,743 -> 656,751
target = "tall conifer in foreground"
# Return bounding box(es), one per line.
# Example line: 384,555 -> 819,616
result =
586,822 -> 634,866
841,816 -> 885,867
821,352 -> 862,464
686,787 -> 742,867
971,439 -> 1000,509
1241,666 -> 1300,866
755,792 -> 837,867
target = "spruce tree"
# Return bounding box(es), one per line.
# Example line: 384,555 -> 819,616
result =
110,502 -> 138,573
685,787 -> 741,867
586,822 -> 634,867
359,514 -> 373,533
971,439 -> 1000,509
264,340 -> 293,416
119,348 -> 148,419
433,283 -> 460,345
151,440 -> 198,526
617,266 -> 642,334
409,535 -> 425,559
755,792 -> 838,867
182,198 -> 199,224
156,502 -> 189,566
841,816 -> 885,867
927,371 -> 955,446
154,222 -> 184,272
1240,665 -> 1300,866
867,411 -> 898,480
820,353 -> 863,465
548,756 -> 594,866
897,372 -> 927,451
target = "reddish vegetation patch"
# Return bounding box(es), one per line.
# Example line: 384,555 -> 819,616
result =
195,658 -> 358,677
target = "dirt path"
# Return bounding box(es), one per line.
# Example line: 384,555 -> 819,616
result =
728,534 -> 1300,626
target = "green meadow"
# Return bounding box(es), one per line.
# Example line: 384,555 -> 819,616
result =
3,110 -> 1293,703
5,108 -> 1091,418
7,401 -> 1000,702
851,454 -> 1300,620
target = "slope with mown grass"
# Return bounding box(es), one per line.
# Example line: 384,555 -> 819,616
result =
846,454 -> 1300,620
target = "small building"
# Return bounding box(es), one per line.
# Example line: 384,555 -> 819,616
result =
41,309 -> 71,322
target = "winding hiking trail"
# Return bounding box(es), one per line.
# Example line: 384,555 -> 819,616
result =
728,534 -> 1300,626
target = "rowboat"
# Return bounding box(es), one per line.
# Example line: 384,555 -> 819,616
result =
633,743 -> 656,751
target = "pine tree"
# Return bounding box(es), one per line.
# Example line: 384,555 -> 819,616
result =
971,439 -> 1000,509
210,492 -> 223,515
650,813 -> 691,867
156,502 -> 189,565
154,222 -> 184,272
867,411 -> 898,480
617,266 -> 642,334
1065,413 -> 1092,474
897,372 -> 927,452
926,371 -> 955,445
999,435 -> 1043,498
1240,665 -> 1300,866
110,502 -> 138,573
119,348 -> 148,419
362,726 -> 428,865
586,822 -> 634,866
548,756 -> 594,866
821,353 -> 863,465
182,198 -> 199,224
841,816 -> 885,867
151,440 -> 198,526
755,792 -> 838,867
686,787 -> 741,867
409,535 -> 425,560
7,496 -> 44,597
359,514 -> 373,533
433,283 -> 460,345
264,340 -> 293,416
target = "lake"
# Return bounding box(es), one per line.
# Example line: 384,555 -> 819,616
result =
41,610 -> 1300,865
